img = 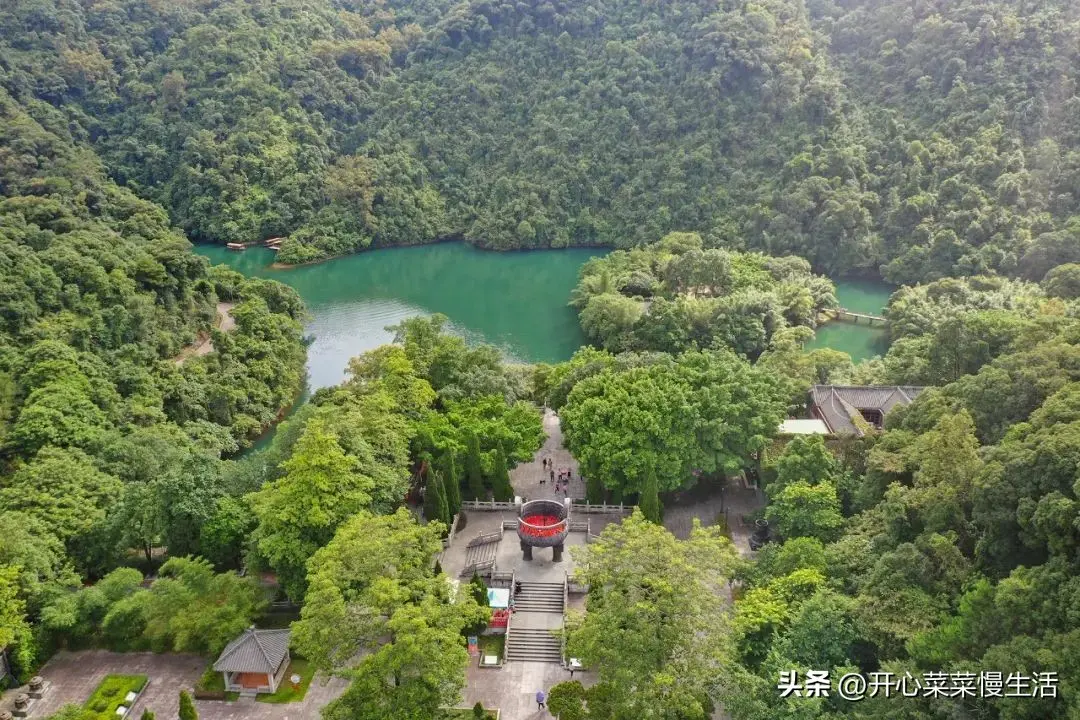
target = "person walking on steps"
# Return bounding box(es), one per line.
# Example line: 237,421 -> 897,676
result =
536,689 -> 546,711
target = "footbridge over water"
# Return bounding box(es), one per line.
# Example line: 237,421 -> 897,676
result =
834,308 -> 887,326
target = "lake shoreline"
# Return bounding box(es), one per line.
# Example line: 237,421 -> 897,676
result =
243,237 -> 615,270
194,242 -> 603,387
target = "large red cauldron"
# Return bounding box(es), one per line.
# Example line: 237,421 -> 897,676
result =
517,499 -> 569,548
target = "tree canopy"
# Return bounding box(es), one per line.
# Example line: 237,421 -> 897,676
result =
564,510 -> 741,719
4,0 -> 1079,280
561,350 -> 788,501
570,234 -> 838,358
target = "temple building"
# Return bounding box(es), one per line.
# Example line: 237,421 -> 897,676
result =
212,627 -> 291,695
808,385 -> 927,436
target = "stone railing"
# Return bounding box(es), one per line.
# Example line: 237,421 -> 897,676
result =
467,530 -> 503,547
461,499 -> 634,515
489,569 -> 514,588
461,500 -> 517,511
569,501 -> 633,515
441,512 -> 462,549
459,558 -> 496,578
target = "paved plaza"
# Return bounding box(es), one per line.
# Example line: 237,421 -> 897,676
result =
511,409 -> 585,503
18,650 -> 346,720
463,660 -> 594,720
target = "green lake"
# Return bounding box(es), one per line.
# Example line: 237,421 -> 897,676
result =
195,242 -> 602,390
195,245 -> 895,395
807,278 -> 894,361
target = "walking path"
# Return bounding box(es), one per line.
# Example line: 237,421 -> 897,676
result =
510,409 -> 584,501
663,482 -> 764,557
174,302 -> 237,365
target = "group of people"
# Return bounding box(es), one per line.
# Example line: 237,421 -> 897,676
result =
540,456 -> 574,496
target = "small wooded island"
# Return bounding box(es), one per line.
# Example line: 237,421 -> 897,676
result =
2,1 -> 1080,719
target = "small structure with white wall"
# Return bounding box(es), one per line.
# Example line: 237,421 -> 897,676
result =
777,418 -> 830,436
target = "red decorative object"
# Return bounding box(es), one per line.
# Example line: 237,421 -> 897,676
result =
520,514 -> 567,538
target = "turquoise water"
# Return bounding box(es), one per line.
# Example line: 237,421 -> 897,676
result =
833,278 -> 895,316
196,242 -> 603,390
806,279 -> 894,361
197,242 -> 894,394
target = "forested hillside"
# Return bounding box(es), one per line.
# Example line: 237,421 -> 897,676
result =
4,1 -> 1080,719
0,77 -> 305,675
809,0 -> 1080,283
6,0 -> 1080,281
714,269 -> 1080,720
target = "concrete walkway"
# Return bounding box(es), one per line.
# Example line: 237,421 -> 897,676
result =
462,660 -> 594,720
663,483 -> 764,557
510,409 -> 584,501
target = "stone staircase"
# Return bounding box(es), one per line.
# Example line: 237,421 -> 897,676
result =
512,581 -> 564,612
505,581 -> 565,663
505,627 -> 563,663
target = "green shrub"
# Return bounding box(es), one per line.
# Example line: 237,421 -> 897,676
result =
178,690 -> 198,720
472,702 -> 485,719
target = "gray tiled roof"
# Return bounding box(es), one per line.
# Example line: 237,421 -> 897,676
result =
810,385 -> 927,436
213,628 -> 290,674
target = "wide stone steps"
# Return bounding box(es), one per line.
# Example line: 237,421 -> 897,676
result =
513,582 -> 564,613
505,627 -> 563,662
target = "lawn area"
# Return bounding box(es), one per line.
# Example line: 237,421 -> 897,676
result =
83,675 -> 147,720
194,659 -> 313,704
256,658 -> 314,704
477,634 -> 505,661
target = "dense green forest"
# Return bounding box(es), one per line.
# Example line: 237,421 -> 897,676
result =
3,0 -> 1080,719
0,80 -> 308,675
4,0 -> 1080,279
568,231 -> 838,356
540,268 -> 1080,719
712,272 -> 1080,720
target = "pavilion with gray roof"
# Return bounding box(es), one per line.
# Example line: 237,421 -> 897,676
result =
212,627 -> 291,694
810,385 -> 927,436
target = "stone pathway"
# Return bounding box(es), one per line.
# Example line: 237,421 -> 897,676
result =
662,482 -> 764,557
510,409 -> 584,501
462,660 -> 594,720
17,650 -> 346,720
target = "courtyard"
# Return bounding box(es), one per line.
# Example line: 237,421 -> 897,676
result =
9,408 -> 759,720
12,650 -> 347,720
